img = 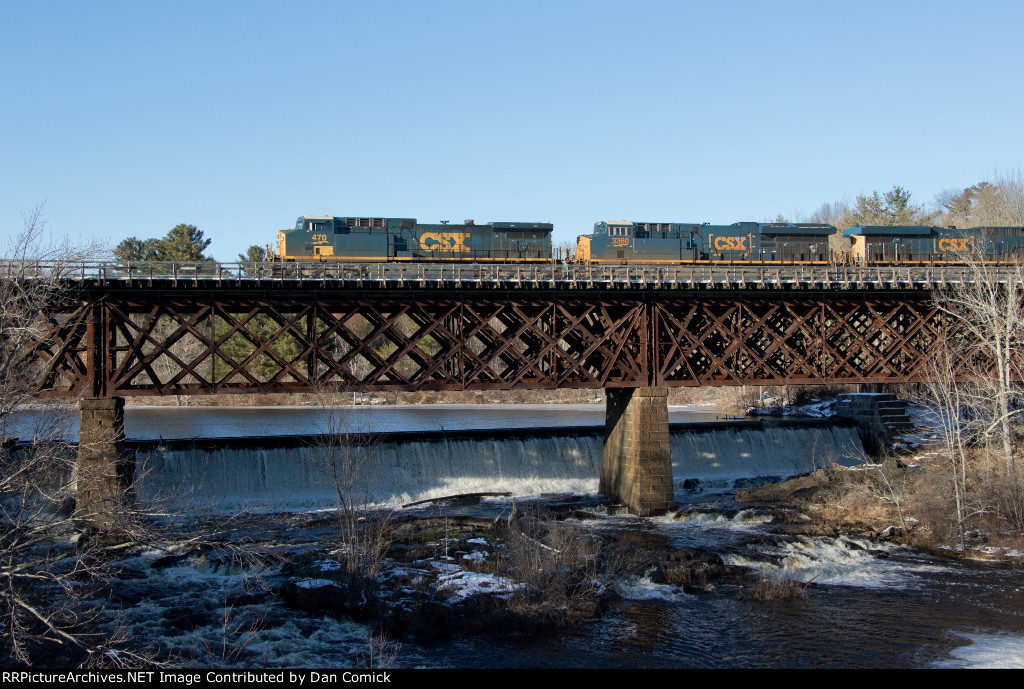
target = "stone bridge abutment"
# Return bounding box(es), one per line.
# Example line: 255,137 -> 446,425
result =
76,397 -> 134,529
600,387 -> 675,516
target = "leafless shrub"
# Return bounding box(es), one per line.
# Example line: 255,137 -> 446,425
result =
807,481 -> 898,534
870,461 -> 909,531
911,253 -> 1024,549
355,630 -> 401,670
913,339 -> 983,550
992,464 -> 1024,536
807,430 -> 830,472
0,207 -> 158,666
933,255 -> 1024,474
491,507 -> 603,616
309,382 -> 395,610
183,598 -> 268,669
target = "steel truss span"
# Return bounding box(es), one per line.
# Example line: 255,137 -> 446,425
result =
26,288 -> 969,397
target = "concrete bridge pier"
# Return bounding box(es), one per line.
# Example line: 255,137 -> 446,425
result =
600,387 -> 675,516
76,397 -> 134,529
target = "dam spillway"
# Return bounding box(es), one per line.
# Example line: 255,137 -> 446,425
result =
133,420 -> 865,514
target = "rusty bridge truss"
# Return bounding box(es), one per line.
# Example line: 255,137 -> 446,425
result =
20,278 -> 978,398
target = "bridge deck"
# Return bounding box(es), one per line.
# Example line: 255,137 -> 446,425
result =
5,260 -> 1021,291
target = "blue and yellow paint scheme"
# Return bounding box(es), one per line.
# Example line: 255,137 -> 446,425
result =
843,225 -> 1024,264
276,216 -> 553,262
275,215 -> 1024,266
575,221 -> 837,264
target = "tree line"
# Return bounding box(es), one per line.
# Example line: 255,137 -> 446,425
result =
796,171 -> 1024,229
113,224 -> 265,264
781,171 -> 1024,251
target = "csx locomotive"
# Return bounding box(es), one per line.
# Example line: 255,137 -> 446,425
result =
575,220 -> 836,264
577,220 -> 1024,264
842,225 -> 1024,264
274,214 -> 1024,265
275,216 -> 552,262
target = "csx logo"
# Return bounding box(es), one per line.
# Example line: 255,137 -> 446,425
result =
713,236 -> 748,252
937,237 -> 974,253
420,232 -> 470,252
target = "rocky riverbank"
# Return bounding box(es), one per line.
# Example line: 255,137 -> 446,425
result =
736,459 -> 1024,564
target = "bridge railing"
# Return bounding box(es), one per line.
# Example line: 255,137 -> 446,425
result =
1,259 -> 1022,288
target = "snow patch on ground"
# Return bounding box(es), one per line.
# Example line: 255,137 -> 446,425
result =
435,569 -> 522,601
315,559 -> 343,572
966,546 -> 1024,561
791,400 -> 835,418
746,398 -> 836,419
295,578 -> 341,590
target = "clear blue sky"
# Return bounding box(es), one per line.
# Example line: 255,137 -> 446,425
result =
2,1 -> 1022,258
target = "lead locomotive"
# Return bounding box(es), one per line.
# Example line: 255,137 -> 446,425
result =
276,216 -> 553,262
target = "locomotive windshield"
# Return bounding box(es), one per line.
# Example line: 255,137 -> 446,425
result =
295,216 -> 332,233
594,221 -> 633,237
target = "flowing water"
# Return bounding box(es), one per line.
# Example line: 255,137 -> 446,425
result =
114,496 -> 1024,669
10,404 -> 1024,668
424,538 -> 1024,668
136,421 -> 865,513
9,403 -> 728,441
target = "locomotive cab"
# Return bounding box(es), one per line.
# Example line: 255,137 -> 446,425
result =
843,226 -> 936,264
299,216 -> 335,257
575,221 -> 640,263
276,215 -> 341,259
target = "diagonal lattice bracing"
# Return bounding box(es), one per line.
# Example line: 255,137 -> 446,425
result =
27,302 -> 92,393
22,287 -> 979,396
653,294 -> 957,386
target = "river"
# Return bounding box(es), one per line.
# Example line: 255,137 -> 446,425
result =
9,402 -> 731,441
9,403 -> 1024,668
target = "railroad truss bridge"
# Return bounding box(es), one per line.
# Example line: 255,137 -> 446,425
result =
13,261 -> 1006,518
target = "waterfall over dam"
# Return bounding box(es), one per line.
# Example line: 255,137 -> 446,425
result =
134,420 -> 865,514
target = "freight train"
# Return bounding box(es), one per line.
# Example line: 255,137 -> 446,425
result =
273,214 -> 1024,265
